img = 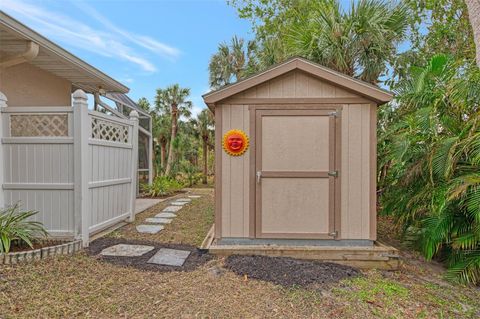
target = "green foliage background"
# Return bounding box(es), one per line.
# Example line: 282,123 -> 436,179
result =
219,0 -> 480,283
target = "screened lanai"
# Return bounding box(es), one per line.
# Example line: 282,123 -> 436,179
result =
95,92 -> 154,191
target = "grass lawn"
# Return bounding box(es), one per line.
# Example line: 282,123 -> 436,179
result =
1,188 -> 479,318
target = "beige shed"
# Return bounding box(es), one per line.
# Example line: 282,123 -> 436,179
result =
203,58 -> 398,267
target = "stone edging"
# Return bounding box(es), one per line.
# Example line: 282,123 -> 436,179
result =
0,240 -> 83,265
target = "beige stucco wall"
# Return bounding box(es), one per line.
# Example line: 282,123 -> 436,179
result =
217,71 -> 376,240
0,63 -> 71,106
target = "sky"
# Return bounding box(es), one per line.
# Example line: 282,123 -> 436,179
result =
1,0 -> 254,116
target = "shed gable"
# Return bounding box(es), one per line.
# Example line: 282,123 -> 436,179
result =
229,70 -> 358,100
203,58 -> 393,109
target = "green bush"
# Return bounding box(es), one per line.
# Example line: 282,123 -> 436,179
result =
0,204 -> 48,253
380,56 -> 480,284
141,176 -> 184,197
178,160 -> 202,187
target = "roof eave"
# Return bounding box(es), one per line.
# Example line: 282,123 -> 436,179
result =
0,12 -> 129,94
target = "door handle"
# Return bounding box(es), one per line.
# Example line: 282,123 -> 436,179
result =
256,171 -> 262,183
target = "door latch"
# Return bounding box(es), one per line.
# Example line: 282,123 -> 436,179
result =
328,171 -> 339,177
329,231 -> 338,238
256,171 -> 262,183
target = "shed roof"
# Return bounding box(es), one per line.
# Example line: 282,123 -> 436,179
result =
0,12 -> 129,94
203,57 -> 393,109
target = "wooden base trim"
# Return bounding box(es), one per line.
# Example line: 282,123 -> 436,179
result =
208,241 -> 400,270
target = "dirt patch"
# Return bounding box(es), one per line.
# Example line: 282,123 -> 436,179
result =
225,255 -> 361,288
87,237 -> 213,272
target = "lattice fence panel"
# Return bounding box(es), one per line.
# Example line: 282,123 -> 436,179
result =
91,117 -> 129,143
10,114 -> 69,137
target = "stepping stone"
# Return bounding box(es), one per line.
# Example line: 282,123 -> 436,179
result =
136,224 -> 164,234
145,217 -> 172,224
176,198 -> 191,202
188,195 -> 201,198
155,212 -> 177,218
163,206 -> 182,212
147,248 -> 191,266
171,201 -> 188,206
100,244 -> 154,257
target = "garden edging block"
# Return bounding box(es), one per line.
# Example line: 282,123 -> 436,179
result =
0,240 -> 83,265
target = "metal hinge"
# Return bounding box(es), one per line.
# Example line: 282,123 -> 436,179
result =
328,170 -> 339,177
328,111 -> 339,117
329,231 -> 338,238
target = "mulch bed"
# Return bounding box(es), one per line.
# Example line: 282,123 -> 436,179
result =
9,240 -> 64,252
86,237 -> 213,272
224,255 -> 361,288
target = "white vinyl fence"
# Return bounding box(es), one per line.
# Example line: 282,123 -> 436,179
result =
0,90 -> 138,245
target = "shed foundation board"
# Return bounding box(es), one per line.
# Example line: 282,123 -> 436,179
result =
208,240 -> 399,270
217,238 -> 373,247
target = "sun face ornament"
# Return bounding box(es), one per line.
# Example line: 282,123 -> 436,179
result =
223,129 -> 249,156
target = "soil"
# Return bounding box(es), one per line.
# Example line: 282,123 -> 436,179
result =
9,240 -> 64,253
86,237 -> 213,272
224,255 -> 361,288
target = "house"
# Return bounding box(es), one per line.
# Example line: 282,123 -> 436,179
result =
0,12 -> 153,245
203,57 -> 399,269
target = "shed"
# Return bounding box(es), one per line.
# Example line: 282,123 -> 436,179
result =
203,58 -> 398,268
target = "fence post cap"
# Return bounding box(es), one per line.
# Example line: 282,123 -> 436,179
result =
72,89 -> 88,101
129,110 -> 139,119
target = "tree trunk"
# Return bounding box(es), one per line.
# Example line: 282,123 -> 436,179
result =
202,136 -> 208,184
466,0 -> 480,67
160,139 -> 167,174
164,106 -> 178,176
152,142 -> 157,178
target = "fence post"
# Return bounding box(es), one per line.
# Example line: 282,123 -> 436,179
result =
73,89 -> 90,246
148,116 -> 153,184
0,91 -> 7,208
129,110 -> 139,222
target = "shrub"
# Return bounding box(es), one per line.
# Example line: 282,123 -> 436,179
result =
0,204 -> 48,253
380,56 -> 480,284
178,160 -> 202,187
142,176 -> 184,197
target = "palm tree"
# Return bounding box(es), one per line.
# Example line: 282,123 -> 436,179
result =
154,84 -> 192,176
137,97 -> 151,112
284,0 -> 408,84
152,113 -> 170,175
208,36 -> 250,89
196,109 -> 214,184
380,55 -> 480,283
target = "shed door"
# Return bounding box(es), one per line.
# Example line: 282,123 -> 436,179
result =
255,108 -> 339,239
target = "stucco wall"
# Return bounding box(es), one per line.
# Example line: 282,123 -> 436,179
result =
0,63 -> 71,106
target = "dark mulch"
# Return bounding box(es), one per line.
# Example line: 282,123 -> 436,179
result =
86,237 -> 213,272
10,240 -> 64,252
224,255 -> 361,288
